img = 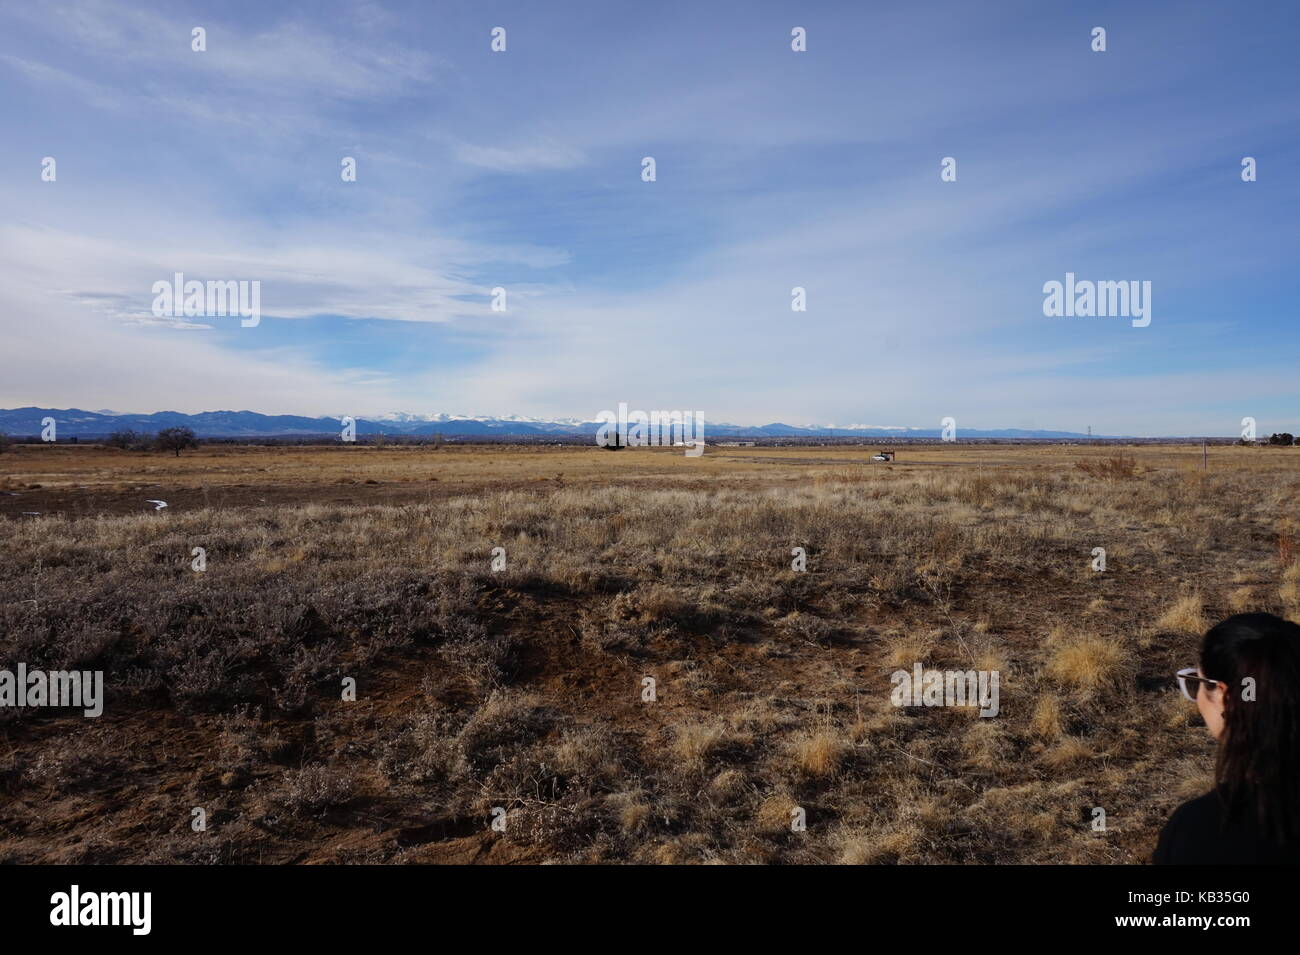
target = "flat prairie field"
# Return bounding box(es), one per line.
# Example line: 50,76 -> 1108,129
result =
2,442 -> 1298,863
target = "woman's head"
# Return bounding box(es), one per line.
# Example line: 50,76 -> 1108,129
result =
1195,613 -> 1300,842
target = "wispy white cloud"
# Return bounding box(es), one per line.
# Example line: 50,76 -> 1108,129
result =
0,53 -> 121,109
454,139 -> 586,172
0,223 -> 565,325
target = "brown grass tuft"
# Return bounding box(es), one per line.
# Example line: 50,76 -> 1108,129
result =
1046,634 -> 1131,695
789,729 -> 848,778
1031,695 -> 1064,739
1155,594 -> 1208,635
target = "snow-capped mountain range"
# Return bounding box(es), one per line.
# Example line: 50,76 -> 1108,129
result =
0,407 -> 1116,440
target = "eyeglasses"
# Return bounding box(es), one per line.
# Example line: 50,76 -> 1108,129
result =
1176,667 -> 1219,702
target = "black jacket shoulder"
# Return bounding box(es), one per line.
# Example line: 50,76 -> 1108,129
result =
1154,791 -> 1300,865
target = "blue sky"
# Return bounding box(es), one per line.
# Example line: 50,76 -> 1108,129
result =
1,0 -> 1297,435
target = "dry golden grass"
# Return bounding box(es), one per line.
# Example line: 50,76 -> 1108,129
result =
1041,737 -> 1094,770
1046,634 -> 1131,695
618,800 -> 651,834
1155,594 -> 1208,635
789,729 -> 848,778
882,629 -> 937,669
671,721 -> 729,767
708,769 -> 747,802
6,440 -> 1300,494
1031,695 -> 1064,739
834,825 -> 922,864
1280,563 -> 1300,618
4,441 -> 1297,864
755,794 -> 800,834
1228,586 -> 1257,612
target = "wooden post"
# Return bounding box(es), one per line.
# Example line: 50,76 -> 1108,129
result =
1203,440 -> 1207,471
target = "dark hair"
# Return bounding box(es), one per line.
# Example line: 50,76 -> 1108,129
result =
1200,613 -> 1300,843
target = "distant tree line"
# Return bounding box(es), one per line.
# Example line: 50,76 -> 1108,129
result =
104,429 -> 152,451
106,426 -> 200,456
1238,433 -> 1298,446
